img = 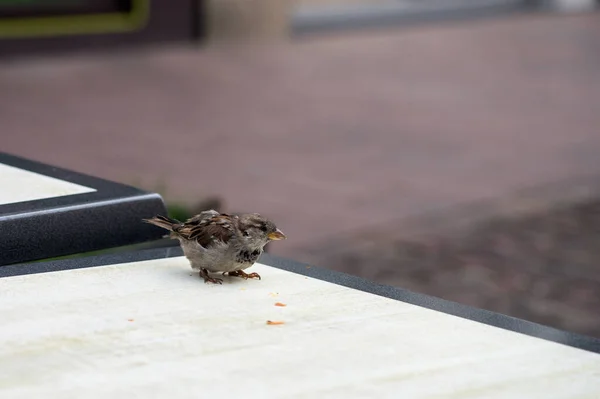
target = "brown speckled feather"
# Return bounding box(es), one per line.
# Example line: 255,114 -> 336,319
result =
177,214 -> 237,248
144,213 -> 236,248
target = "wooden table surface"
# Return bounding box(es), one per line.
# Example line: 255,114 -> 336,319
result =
1,249 -> 598,398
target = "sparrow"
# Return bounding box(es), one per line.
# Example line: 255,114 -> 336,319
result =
143,210 -> 286,284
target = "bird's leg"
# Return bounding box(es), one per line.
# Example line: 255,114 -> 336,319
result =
199,268 -> 223,284
228,270 -> 261,280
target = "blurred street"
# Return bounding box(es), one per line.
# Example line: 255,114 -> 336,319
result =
2,12 -> 599,259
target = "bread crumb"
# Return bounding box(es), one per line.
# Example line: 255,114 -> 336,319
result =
127,319 -> 134,322
274,302 -> 286,307
266,320 -> 285,325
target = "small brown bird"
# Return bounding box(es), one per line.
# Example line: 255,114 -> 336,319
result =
143,210 -> 286,284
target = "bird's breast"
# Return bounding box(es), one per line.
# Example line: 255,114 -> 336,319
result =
235,249 -> 262,264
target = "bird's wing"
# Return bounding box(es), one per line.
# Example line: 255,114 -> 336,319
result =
176,213 -> 237,248
185,209 -> 220,224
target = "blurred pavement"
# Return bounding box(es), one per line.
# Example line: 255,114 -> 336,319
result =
1,12 -> 600,265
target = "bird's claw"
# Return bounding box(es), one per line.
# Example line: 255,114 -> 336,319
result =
246,272 -> 261,280
204,276 -> 223,284
200,269 -> 223,284
228,270 -> 261,280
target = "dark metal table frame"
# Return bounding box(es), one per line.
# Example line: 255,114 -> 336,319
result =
0,153 -> 167,266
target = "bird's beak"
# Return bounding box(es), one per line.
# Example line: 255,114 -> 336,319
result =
268,229 -> 286,240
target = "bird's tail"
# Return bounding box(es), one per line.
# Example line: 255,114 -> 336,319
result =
143,215 -> 181,232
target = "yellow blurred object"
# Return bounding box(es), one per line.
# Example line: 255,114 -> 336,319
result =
0,0 -> 149,39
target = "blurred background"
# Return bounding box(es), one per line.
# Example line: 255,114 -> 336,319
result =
1,0 -> 599,337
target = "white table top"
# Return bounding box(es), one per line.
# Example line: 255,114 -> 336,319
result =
0,163 -> 95,205
1,254 -> 598,398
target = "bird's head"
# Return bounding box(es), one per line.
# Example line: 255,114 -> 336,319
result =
238,213 -> 286,250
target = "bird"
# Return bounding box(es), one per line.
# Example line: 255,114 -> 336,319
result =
143,210 -> 286,284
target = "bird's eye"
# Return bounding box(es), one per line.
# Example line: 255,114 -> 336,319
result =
242,230 -> 250,237
259,225 -> 267,232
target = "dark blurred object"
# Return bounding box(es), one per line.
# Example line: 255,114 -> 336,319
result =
0,1 -> 127,18
0,0 -> 204,58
